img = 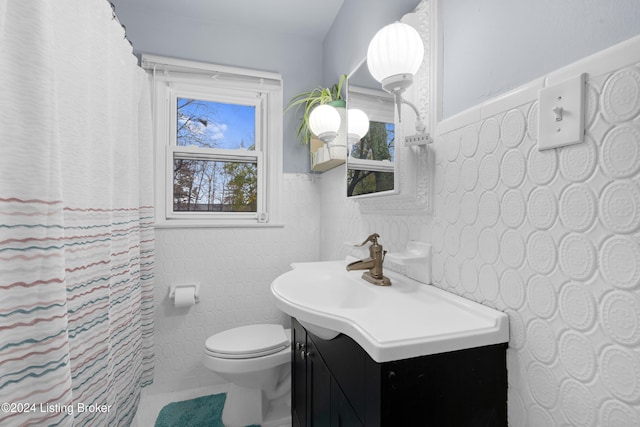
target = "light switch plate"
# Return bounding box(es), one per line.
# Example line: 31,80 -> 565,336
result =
538,73 -> 586,150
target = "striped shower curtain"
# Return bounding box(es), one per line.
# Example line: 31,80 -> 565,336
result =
0,1 -> 154,426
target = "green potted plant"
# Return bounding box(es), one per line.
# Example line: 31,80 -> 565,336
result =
286,74 -> 347,145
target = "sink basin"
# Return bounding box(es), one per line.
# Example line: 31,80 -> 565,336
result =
270,259 -> 509,363
277,270 -> 376,310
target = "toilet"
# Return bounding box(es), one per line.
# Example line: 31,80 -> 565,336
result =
203,324 -> 292,427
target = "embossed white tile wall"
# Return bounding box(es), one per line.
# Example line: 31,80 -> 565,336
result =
151,174 -> 320,393
318,168 -> 430,262
434,63 -> 640,426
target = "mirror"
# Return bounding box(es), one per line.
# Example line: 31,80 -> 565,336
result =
346,59 -> 397,197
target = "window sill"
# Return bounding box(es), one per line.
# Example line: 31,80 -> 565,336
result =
154,220 -> 285,229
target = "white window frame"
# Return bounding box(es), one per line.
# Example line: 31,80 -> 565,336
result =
142,54 -> 283,228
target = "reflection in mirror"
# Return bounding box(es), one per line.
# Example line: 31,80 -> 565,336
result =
346,59 -> 397,197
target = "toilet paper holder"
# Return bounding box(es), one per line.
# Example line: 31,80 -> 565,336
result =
169,283 -> 200,303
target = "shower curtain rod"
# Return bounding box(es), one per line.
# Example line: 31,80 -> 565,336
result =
109,1 -> 132,48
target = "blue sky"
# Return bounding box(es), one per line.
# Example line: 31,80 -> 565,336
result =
177,98 -> 255,149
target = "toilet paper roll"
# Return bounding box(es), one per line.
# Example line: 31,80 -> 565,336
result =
174,287 -> 195,307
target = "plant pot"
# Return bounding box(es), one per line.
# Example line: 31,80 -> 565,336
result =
326,101 -> 347,160
310,138 -> 345,172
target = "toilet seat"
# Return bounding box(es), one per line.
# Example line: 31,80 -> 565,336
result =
205,324 -> 289,359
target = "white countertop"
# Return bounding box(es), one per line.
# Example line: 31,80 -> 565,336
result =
270,260 -> 509,363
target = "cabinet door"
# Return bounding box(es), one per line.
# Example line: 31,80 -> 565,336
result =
292,319 -> 307,427
331,380 -> 364,427
307,336 -> 332,427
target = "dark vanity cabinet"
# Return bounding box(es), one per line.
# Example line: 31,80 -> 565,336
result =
291,317 -> 508,427
292,318 -> 363,427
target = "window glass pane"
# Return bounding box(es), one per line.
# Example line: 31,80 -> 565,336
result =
350,121 -> 394,161
177,98 -> 256,150
347,170 -> 394,197
173,158 -> 257,212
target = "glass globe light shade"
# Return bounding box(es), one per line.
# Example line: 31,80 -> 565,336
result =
309,104 -> 341,142
367,22 -> 424,95
347,109 -> 370,144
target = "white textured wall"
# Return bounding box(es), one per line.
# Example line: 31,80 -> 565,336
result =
320,39 -> 640,425
318,166 -> 430,262
151,174 -> 320,392
433,60 -> 640,426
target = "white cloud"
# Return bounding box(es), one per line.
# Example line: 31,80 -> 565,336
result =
205,122 -> 227,141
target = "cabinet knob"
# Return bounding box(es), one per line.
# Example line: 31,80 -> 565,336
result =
300,350 -> 309,360
296,342 -> 306,351
388,370 -> 398,391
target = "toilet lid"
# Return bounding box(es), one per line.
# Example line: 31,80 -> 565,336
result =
205,324 -> 289,358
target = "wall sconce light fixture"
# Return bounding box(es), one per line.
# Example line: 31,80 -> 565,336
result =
309,104 -> 341,143
347,108 -> 370,147
367,21 -> 431,145
367,22 -> 423,101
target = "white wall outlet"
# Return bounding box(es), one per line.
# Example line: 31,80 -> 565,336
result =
538,73 -> 586,150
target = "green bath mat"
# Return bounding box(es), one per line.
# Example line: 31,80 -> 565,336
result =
154,392 -> 260,427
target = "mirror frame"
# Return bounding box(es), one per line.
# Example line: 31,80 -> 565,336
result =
347,0 -> 439,214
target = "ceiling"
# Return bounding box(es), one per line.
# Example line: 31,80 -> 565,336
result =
114,0 -> 345,40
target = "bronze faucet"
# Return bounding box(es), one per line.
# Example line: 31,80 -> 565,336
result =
346,233 -> 392,286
